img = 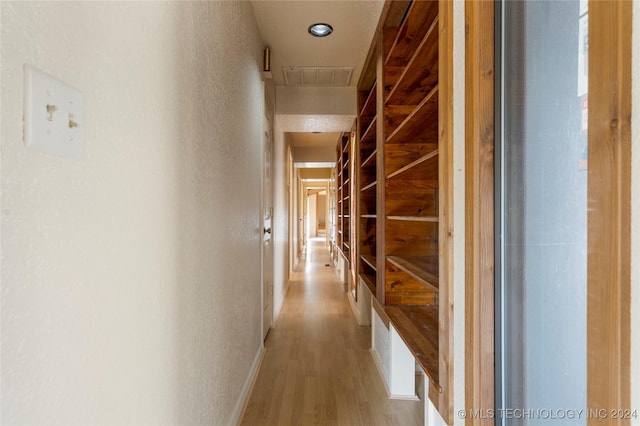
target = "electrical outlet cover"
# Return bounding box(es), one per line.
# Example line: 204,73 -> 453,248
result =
24,64 -> 85,158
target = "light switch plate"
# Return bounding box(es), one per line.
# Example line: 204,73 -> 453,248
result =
24,64 -> 85,158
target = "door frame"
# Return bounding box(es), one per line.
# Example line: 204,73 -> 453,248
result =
261,85 -> 274,341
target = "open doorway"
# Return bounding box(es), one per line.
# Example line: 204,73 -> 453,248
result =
305,188 -> 327,240
297,168 -> 332,250
284,133 -> 338,266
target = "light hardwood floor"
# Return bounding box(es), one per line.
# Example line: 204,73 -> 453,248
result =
240,238 -> 423,426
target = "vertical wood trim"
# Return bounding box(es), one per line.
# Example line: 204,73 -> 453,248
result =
587,1 -> 632,424
376,33 -> 386,304
464,0 -> 495,425
350,126 -> 358,299
438,0 -> 454,423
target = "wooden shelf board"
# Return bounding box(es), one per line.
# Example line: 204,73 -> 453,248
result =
360,81 -> 377,118
361,181 -> 377,192
361,116 -> 377,145
362,148 -> 378,169
387,216 -> 438,222
384,0 -> 439,68
361,214 -> 377,219
361,254 -> 377,271
387,148 -> 438,180
384,142 -> 438,177
384,105 -> 416,136
386,16 -> 439,106
386,85 -> 439,145
384,304 -> 441,392
387,255 -> 439,292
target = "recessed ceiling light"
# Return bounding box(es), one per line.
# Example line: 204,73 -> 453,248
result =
308,23 -> 333,37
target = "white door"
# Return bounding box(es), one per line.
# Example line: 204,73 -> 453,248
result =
262,112 -> 273,340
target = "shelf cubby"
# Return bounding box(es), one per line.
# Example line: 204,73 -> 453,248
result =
385,0 -> 439,68
386,16 -> 439,106
386,86 -> 439,145
384,304 -> 440,391
387,255 -> 439,293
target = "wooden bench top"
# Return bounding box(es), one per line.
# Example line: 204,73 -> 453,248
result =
384,304 -> 440,393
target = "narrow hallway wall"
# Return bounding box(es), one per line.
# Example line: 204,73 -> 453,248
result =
272,119 -> 290,323
1,2 -> 265,424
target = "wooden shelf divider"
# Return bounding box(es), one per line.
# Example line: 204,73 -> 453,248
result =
387,216 -> 438,222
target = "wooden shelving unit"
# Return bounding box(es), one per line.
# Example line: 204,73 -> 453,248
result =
354,0 -> 452,422
383,0 -> 440,379
336,141 -> 344,251
336,132 -> 351,263
357,44 -> 379,298
328,168 -> 337,261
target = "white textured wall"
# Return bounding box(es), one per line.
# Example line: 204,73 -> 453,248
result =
632,1 -> 639,421
293,146 -> 336,163
276,86 -> 356,115
372,308 -> 391,387
272,105 -> 290,324
1,2 -> 264,424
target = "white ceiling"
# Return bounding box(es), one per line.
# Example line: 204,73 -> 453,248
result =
251,1 -> 384,87
252,1 -> 383,153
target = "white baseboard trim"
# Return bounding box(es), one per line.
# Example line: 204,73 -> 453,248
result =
231,345 -> 265,426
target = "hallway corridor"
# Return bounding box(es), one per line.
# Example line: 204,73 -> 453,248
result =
241,239 -> 422,426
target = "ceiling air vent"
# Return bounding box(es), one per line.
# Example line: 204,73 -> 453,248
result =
283,66 -> 353,86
